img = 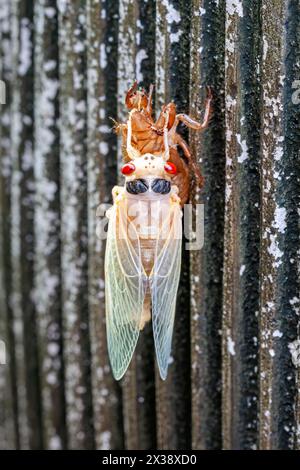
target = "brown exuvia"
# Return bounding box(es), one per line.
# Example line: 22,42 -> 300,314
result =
114,80 -> 213,205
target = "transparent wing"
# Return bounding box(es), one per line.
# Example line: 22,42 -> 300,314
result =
105,199 -> 146,380
150,202 -> 182,380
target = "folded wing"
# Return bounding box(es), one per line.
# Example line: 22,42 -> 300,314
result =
150,202 -> 182,380
105,199 -> 146,380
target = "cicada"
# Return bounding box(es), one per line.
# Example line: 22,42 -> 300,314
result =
114,81 -> 212,205
104,114 -> 182,380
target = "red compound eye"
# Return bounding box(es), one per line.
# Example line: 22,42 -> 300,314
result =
121,162 -> 136,175
164,161 -> 177,175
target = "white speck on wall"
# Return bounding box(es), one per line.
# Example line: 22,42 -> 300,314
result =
99,124 -> 110,134
273,330 -> 283,338
237,134 -> 248,163
57,0 -> 68,15
162,0 -> 181,24
289,297 -> 299,316
43,180 -> 58,202
21,141 -> 33,171
268,234 -> 283,266
226,95 -> 237,108
226,0 -> 244,17
100,431 -> 111,450
135,49 -> 148,82
44,60 -> 56,72
73,41 -> 84,54
99,142 -> 109,155
49,435 -> 62,450
226,129 -> 232,142
170,30 -> 183,43
47,371 -> 57,385
47,342 -> 60,357
239,265 -> 245,276
273,206 -> 287,234
227,336 -> 235,356
289,339 -> 300,367
263,37 -> 269,61
200,7 -> 206,16
19,18 -> 32,76
76,100 -> 86,114
225,184 -> 232,203
100,43 -> 107,69
274,145 -> 283,161
45,7 -> 56,19
269,349 -> 275,358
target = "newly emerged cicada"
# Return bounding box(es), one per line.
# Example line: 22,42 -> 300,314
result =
104,118 -> 182,380
100,83 -> 212,380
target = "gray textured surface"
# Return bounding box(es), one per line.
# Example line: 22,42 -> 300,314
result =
0,0 -> 299,450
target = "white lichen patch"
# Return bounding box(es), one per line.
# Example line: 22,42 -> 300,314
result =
170,30 -> 183,43
267,234 -> 284,267
288,339 -> 300,367
227,336 -> 236,356
161,0 -> 182,43
100,43 -> 107,69
19,17 -> 32,76
237,133 -> 248,164
269,349 -> 275,358
135,49 -> 148,82
273,206 -> 287,234
289,297 -> 300,316
49,435 -> 62,450
100,431 -> 112,450
162,0 -> 181,24
226,0 -> 244,17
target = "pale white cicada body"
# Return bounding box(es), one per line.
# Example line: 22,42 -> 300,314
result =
99,112 -> 183,380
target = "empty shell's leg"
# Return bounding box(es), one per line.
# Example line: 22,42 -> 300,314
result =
174,133 -> 204,187
176,86 -> 213,131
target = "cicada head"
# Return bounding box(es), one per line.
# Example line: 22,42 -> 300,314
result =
125,154 -> 167,179
122,153 -> 178,181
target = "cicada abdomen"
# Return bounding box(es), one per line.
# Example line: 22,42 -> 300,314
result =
103,118 -> 182,380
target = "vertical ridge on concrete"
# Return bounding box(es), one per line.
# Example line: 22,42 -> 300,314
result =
189,0 -> 225,450
0,0 -> 19,449
118,0 -> 157,450
222,0 -> 260,450
259,0 -> 285,450
58,0 -> 94,449
18,0 -> 44,449
86,0 -> 124,450
273,0 -> 300,450
155,0 -> 192,450
9,0 -> 30,448
34,0 -> 67,450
